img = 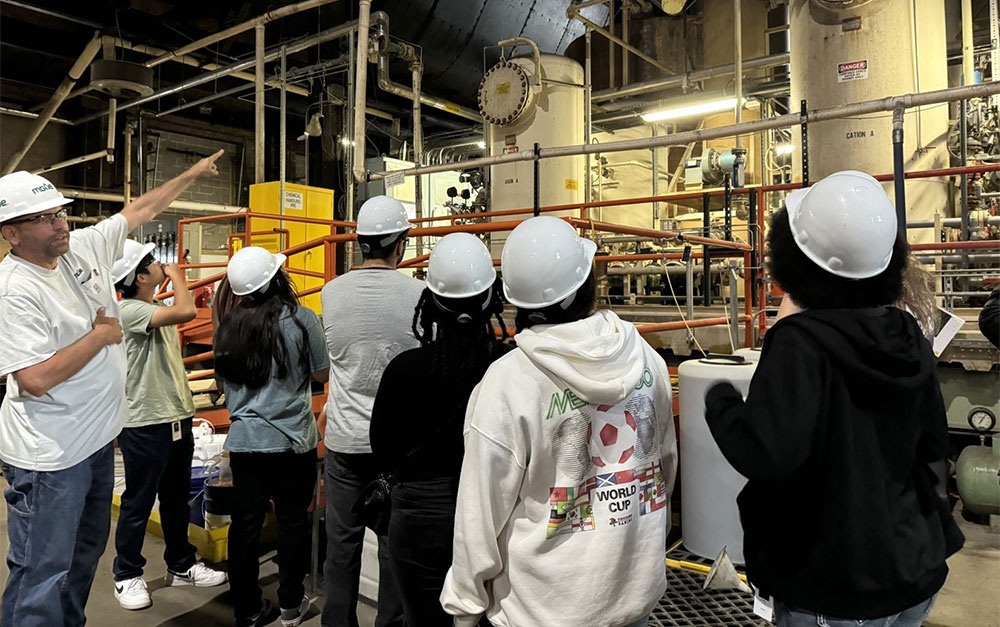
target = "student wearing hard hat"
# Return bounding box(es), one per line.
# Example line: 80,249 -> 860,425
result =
0,151 -> 223,627
704,171 -> 963,626
441,216 -> 678,627
109,241 -> 227,611
369,233 -> 510,627
213,246 -> 330,627
320,195 -> 419,627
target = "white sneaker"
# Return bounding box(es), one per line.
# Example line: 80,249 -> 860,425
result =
114,577 -> 151,610
280,596 -> 312,627
165,562 -> 228,587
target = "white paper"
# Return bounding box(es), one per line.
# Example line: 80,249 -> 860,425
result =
384,171 -> 405,189
932,307 -> 965,357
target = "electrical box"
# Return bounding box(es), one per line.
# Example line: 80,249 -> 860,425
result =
248,181 -> 335,315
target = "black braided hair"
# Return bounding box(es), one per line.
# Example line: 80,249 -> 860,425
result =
411,278 -> 509,409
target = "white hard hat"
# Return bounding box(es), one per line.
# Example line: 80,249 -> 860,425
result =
784,170 -> 898,279
427,233 -> 496,299
501,216 -> 597,309
355,195 -> 414,245
0,171 -> 73,224
112,239 -> 157,285
227,246 -> 287,296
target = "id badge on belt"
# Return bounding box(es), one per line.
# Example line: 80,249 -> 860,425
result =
171,420 -> 182,442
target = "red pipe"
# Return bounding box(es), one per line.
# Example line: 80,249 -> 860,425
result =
910,240 -> 1000,251
182,350 -> 214,365
635,315 -> 751,334
565,217 -> 752,251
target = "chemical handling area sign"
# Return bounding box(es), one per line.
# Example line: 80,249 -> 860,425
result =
837,59 -> 868,82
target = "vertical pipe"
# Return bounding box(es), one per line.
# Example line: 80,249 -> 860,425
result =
743,252 -> 753,347
734,0 -> 743,150
412,62 -> 424,256
702,192 -> 711,306
584,28 -> 592,208
304,132 -> 310,187
280,46 -> 287,208
346,29 -> 356,266
622,0 -> 629,86
728,263 -> 739,350
255,24 -> 266,184
105,98 -> 117,162
960,99 -> 970,281
685,253 -> 694,319
352,0 -> 373,183
137,114 -> 145,195
892,106 -> 907,231
748,187 -> 757,307
799,99 -> 809,187
533,143 -> 541,217
608,0 -> 615,90
651,123 -> 659,229
123,124 -> 133,204
756,188 -> 766,340
961,0 -> 975,87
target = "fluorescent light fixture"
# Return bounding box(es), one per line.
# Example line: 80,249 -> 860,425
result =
775,143 -> 794,155
476,140 -> 486,149
641,97 -> 750,123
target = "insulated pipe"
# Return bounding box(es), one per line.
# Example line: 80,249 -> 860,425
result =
498,37 -> 541,86
734,0 -> 742,150
352,0 -> 373,183
367,82 -> 1000,181
412,61 -> 424,256
0,106 -> 72,125
105,98 -> 116,163
123,124 -> 133,204
585,28 -> 593,207
60,188 -> 245,213
962,0 -> 975,87
145,0 -> 338,68
592,53 -> 789,103
31,150 -> 111,175
3,33 -> 102,174
567,5 -> 673,76
255,25 -> 266,184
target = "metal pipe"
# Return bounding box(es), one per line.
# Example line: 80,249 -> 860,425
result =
961,98 -> 970,277
124,124 -> 133,204
608,0 -> 615,90
154,84 -> 254,118
280,44 -> 288,213
728,263 -> 739,350
368,82 -> 1000,181
105,98 -> 116,162
353,0 -> 373,183
31,150 -> 111,175
592,53 -> 789,102
962,0 -> 975,87
734,0 -> 743,150
0,106 -> 72,125
412,61 -> 424,256
893,106 -> 906,229
255,25 -> 266,184
498,37 -> 541,86
685,254 -> 694,318
607,264 -> 724,275
3,33 -> 102,174
585,28 -> 593,207
60,188 -> 244,213
146,0 -> 337,68
621,0 -> 629,86
0,0 -> 103,28
568,5 -> 673,76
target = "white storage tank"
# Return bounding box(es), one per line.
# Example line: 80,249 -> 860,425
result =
734,347 -> 761,363
479,53 -> 585,254
677,355 -> 757,563
789,0 -> 949,242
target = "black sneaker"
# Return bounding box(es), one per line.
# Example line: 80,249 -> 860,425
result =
279,596 -> 312,627
235,599 -> 278,627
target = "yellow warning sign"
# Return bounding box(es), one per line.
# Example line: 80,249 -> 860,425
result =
564,179 -> 579,191
497,82 -> 511,95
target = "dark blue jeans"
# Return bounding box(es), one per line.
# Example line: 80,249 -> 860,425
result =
322,450 -> 404,627
113,418 -> 198,581
776,595 -> 937,627
1,442 -> 114,627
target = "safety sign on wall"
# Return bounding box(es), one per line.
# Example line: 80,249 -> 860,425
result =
283,190 -> 304,210
837,59 -> 868,83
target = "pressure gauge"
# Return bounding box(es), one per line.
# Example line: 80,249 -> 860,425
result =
967,408 -> 997,433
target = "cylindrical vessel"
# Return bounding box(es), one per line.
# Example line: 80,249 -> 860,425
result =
789,0 -> 949,241
734,347 -> 761,363
956,443 -> 1000,516
678,356 -> 757,563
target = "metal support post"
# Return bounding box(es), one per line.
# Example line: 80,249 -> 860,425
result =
729,263 -> 739,350
702,192 -> 711,306
255,24 -> 266,184
584,28 -> 592,207
685,250 -> 694,319
960,98 -> 970,287
748,188 -> 758,308
892,105 -> 906,231
280,45 -> 287,209
533,142 -> 541,216
723,174 -> 733,241
800,99 -> 809,186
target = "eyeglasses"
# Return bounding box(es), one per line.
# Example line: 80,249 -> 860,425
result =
9,209 -> 68,226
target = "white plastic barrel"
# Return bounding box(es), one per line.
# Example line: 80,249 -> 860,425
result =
734,347 -> 761,363
678,356 -> 758,564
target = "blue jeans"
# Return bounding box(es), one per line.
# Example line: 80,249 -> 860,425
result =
1,443 -> 114,627
776,595 -> 936,627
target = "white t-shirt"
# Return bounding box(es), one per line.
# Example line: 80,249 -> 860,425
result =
0,214 -> 129,471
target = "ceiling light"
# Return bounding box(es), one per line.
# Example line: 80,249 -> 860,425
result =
641,97 -> 752,123
775,143 -> 794,155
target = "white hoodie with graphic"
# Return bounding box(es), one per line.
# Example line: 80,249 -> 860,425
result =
441,310 -> 678,627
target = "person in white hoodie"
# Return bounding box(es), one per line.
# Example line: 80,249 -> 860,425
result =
441,216 -> 678,627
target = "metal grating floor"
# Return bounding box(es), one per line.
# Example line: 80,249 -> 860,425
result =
650,564 -> 768,626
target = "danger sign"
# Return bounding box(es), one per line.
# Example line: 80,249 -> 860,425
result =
837,59 -> 868,82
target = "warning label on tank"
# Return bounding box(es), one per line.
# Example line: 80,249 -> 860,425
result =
837,60 -> 868,82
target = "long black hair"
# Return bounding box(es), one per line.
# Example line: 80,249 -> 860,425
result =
214,269 -> 311,389
767,207 -> 907,310
514,270 -> 597,331
411,277 -> 509,407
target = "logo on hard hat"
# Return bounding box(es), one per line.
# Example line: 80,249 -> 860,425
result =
31,183 -> 54,195
0,199 -> 7,207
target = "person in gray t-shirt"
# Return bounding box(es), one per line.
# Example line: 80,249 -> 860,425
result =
320,196 -> 422,627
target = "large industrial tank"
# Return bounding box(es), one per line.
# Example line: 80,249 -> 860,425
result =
790,0 -> 949,241
677,356 -> 757,563
480,53 -> 585,252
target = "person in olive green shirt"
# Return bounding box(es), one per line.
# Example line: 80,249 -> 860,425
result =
110,241 -> 226,611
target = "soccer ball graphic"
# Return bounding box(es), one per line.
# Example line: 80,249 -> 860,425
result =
588,405 -> 638,468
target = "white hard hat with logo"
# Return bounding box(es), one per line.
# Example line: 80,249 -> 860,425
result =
0,171 -> 73,224
227,246 -> 287,296
355,195 -> 415,247
501,216 -> 597,309
784,170 -> 898,279
427,233 -> 496,299
112,239 -> 157,285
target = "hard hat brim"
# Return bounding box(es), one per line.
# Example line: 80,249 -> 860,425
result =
111,242 -> 157,284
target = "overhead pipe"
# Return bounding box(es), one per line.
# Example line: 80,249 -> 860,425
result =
145,0 -> 338,68
567,4 -> 673,76
370,12 -> 482,122
31,150 -> 111,175
72,22 -> 359,126
367,82 -> 1000,181
3,33 -> 102,174
0,106 -> 72,125
352,0 -> 373,183
591,53 -> 789,103
498,37 -> 541,86
59,188 -> 245,213
255,25 -> 266,184
734,0 -> 743,150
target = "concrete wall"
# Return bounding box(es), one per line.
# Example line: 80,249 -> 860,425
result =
145,130 -> 239,206
0,115 -> 70,185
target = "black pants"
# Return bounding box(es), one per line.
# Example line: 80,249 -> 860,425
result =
228,450 -> 317,621
322,451 -> 404,627
114,418 -> 198,581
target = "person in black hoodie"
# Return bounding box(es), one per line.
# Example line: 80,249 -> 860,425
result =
705,170 -> 963,626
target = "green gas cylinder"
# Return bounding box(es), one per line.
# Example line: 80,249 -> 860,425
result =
956,440 -> 1000,516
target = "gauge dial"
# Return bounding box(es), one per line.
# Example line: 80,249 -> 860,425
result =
968,408 -> 997,432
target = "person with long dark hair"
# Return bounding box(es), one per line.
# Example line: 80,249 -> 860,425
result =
441,217 -> 677,627
369,233 -> 509,627
704,171 -> 963,626
214,246 -> 330,627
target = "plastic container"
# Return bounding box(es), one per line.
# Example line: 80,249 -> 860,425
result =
204,453 -> 234,529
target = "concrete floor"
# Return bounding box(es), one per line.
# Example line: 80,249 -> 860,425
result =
0,502 -> 996,626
